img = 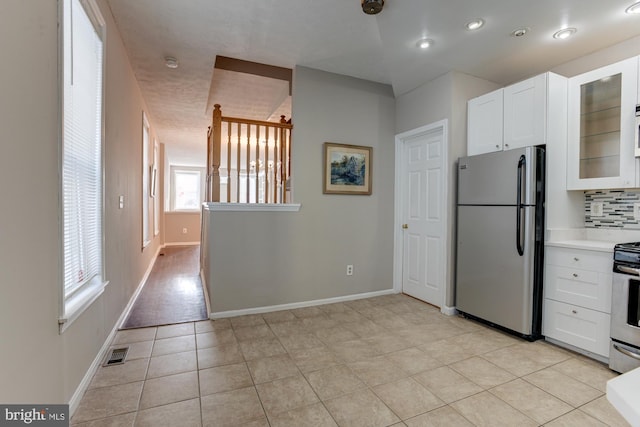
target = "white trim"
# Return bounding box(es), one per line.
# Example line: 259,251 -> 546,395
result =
393,139 -> 403,294
163,241 -> 201,247
440,305 -> 458,316
203,202 -> 301,212
545,336 -> 608,364
211,289 -> 397,319
200,269 -> 211,316
117,245 -> 162,328
59,279 -> 108,333
70,245 -> 161,416
393,120 -> 449,309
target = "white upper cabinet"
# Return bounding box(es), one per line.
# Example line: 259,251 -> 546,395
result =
567,57 -> 639,190
467,73 -> 565,157
504,73 -> 547,151
467,89 -> 504,156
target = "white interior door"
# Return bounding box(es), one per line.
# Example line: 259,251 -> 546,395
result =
396,124 -> 447,307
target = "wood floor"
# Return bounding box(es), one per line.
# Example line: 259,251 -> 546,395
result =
121,245 -> 208,329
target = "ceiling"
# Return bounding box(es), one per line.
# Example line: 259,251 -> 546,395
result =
106,0 -> 640,166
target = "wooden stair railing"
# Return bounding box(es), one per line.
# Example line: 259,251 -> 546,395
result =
206,104 -> 292,204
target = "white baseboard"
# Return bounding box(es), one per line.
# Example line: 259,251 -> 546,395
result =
210,288 -> 397,319
440,305 -> 458,316
68,246 -> 161,417
200,269 -> 211,316
164,241 -> 200,247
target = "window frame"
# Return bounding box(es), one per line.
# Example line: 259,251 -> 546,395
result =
58,0 -> 107,333
170,166 -> 205,212
142,112 -> 151,248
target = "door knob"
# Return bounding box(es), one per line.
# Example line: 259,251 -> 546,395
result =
402,224 -> 408,229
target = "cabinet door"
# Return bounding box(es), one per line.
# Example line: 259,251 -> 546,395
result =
467,89 -> 503,156
567,57 -> 639,190
543,299 -> 610,357
504,74 -> 547,150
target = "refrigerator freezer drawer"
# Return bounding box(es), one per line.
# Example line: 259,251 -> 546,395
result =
456,205 -> 536,335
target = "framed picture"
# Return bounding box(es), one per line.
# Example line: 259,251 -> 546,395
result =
323,142 -> 372,195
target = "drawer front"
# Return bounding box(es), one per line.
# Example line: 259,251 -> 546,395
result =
543,299 -> 610,357
545,265 -> 612,312
545,246 -> 612,273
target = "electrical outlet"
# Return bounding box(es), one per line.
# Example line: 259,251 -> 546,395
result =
634,203 -> 640,221
346,265 -> 354,276
591,201 -> 604,217
182,227 -> 188,234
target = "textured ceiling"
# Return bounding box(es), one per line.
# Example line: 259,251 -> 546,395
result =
106,0 -> 640,166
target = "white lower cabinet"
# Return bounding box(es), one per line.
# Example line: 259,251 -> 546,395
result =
543,245 -> 612,358
543,299 -> 611,357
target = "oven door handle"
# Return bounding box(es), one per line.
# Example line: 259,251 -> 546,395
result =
613,344 -> 640,361
617,265 -> 640,276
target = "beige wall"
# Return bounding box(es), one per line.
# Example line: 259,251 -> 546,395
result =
204,67 -> 396,313
395,71 -> 500,307
164,212 -> 201,244
0,0 -> 162,404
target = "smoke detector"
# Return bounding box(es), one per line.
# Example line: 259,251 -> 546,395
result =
362,0 -> 384,15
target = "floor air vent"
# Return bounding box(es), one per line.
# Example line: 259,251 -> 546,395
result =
103,347 -> 129,366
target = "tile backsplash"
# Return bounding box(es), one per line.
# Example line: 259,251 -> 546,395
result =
585,190 -> 640,229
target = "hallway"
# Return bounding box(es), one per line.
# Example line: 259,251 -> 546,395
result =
122,246 -> 208,329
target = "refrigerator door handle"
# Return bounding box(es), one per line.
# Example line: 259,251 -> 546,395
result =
516,155 -> 525,256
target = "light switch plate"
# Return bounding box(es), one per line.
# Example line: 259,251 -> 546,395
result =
591,201 -> 603,217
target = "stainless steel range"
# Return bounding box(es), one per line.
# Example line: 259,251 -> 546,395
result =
610,242 -> 640,373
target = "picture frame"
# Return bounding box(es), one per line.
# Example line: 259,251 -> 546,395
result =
323,142 -> 372,195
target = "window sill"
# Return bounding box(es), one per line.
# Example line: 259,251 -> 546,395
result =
166,210 -> 201,214
59,278 -> 108,334
203,203 -> 301,212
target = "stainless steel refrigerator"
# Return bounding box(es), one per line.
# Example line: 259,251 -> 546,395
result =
455,146 -> 545,341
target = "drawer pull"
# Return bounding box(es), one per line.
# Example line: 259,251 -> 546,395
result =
572,273 -> 578,278
573,257 -> 579,262
571,310 -> 577,314
613,344 -> 640,361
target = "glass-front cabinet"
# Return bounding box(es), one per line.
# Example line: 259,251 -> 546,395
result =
567,57 -> 639,190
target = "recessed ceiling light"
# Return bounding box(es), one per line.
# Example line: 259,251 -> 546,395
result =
416,38 -> 434,49
511,27 -> 529,37
164,56 -> 179,69
626,1 -> 640,14
553,27 -> 577,40
466,18 -> 485,31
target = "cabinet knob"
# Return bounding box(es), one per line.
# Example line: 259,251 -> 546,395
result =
505,144 -> 509,148
572,310 -> 577,314
496,145 -> 500,149
572,273 -> 578,278
573,257 -> 579,262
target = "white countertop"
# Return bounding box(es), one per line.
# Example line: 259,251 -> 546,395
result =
545,228 -> 640,253
545,239 -> 616,252
607,367 -> 640,427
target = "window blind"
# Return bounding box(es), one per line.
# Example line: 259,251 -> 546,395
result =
61,0 -> 104,320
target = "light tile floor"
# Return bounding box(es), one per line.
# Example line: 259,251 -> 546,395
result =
72,294 -> 631,427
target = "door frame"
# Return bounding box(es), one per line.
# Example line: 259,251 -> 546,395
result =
393,120 -> 449,311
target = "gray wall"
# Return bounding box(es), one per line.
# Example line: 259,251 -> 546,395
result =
0,0 -> 162,403
205,67 -> 396,313
395,71 -> 500,307
551,34 -> 640,78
